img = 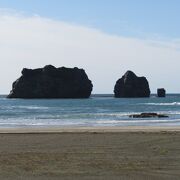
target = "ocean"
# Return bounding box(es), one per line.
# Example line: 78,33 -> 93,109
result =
0,94 -> 180,128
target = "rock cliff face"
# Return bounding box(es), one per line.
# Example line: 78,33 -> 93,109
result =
114,71 -> 150,98
7,65 -> 93,98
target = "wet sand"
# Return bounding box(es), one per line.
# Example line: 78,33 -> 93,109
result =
0,127 -> 180,180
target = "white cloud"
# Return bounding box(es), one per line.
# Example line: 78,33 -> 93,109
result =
0,11 -> 180,94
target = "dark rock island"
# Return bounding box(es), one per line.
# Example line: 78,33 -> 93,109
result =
114,71 -> 150,98
129,113 -> 169,118
7,65 -> 93,99
157,88 -> 166,97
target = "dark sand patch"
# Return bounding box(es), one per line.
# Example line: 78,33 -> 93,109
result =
0,131 -> 179,179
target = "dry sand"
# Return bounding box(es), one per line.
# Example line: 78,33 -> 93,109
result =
0,127 -> 180,180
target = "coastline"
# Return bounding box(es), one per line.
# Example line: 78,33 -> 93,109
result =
1,125 -> 180,133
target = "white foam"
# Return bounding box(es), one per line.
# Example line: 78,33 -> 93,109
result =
16,106 -> 49,110
96,119 -> 180,124
144,102 -> 180,106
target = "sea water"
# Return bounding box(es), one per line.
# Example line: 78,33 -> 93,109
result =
0,94 -> 180,128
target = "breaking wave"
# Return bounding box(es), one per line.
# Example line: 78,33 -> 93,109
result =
143,102 -> 180,106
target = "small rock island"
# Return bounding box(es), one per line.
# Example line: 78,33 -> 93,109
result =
157,88 -> 166,97
114,71 -> 150,98
129,113 -> 169,118
7,65 -> 93,99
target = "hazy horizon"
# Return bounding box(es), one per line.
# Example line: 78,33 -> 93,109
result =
0,1 -> 180,94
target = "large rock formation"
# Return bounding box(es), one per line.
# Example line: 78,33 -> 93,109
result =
157,88 -> 166,97
114,71 -> 150,98
7,65 -> 93,98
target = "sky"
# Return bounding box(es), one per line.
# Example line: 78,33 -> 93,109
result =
0,0 -> 180,94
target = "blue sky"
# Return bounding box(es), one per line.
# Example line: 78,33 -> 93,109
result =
0,1 -> 180,93
0,0 -> 180,39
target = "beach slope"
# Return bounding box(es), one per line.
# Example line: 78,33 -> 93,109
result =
0,128 -> 180,180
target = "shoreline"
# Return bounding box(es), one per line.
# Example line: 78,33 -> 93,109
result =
1,125 -> 180,133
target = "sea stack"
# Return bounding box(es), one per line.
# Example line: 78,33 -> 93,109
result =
114,71 -> 150,98
7,65 -> 93,98
157,88 -> 166,97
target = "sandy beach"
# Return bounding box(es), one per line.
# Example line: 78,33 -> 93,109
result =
0,127 -> 179,180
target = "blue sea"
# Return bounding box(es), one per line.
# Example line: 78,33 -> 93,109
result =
0,94 -> 180,128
